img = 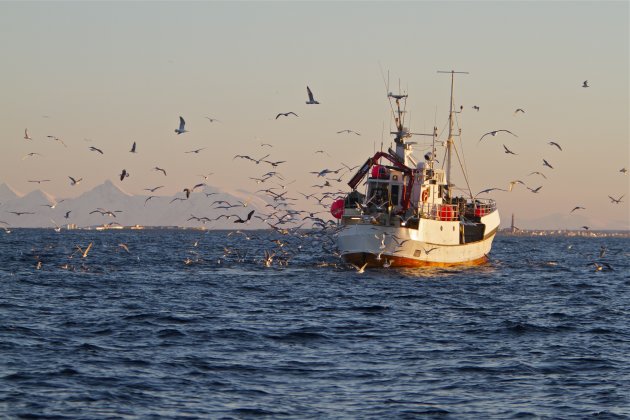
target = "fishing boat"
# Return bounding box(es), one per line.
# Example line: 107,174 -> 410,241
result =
335,71 -> 500,268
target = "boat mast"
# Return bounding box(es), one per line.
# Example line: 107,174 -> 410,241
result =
437,70 -> 468,190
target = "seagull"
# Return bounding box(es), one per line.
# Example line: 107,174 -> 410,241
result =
503,144 -> 517,155
50,219 -> 61,232
64,211 -> 71,219
144,185 -> 164,193
543,159 -> 554,169
68,176 -> 83,186
28,179 -> 51,184
232,210 -> 255,224
337,129 -> 360,136
581,226 -> 590,230
185,148 -> 206,154
174,116 -> 188,134
275,112 -> 298,119
620,168 -> 628,174
508,180 -> 525,191
608,195 -> 624,204
9,211 -> 35,216
527,186 -> 543,193
144,196 -> 157,205
130,141 -> 137,153
478,129 -> 518,143
529,171 -> 547,179
75,242 -> 93,258
472,105 -> 480,111
547,141 -> 562,151
153,167 -> 167,176
305,86 -> 319,104
119,169 -> 129,181
118,243 -> 130,253
89,146 -> 104,154
22,152 -> 42,160
204,116 -> 221,123
350,262 -> 368,273
514,108 -> 525,115
183,183 -> 205,198
476,187 -> 507,196
423,246 -> 438,255
24,128 -> 32,140
582,80 -> 589,88
570,206 -> 586,213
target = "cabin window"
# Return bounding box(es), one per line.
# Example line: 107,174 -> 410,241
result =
391,185 -> 400,205
413,250 -> 422,257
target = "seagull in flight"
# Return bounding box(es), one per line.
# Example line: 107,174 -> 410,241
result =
275,112 -> 298,119
582,80 -> 589,88
185,148 -> 206,154
24,128 -> 32,140
508,180 -> 525,191
144,185 -> 164,193
543,159 -> 554,169
608,195 -> 624,204
350,262 -> 368,273
337,129 -> 361,136
478,130 -> 517,143
130,141 -> 137,153
153,167 -> 167,176
28,179 -> 51,184
527,186 -> 543,193
22,152 -> 42,160
232,210 -> 255,224
119,169 -> 129,181
68,176 -> 83,186
514,108 -> 525,115
503,144 -> 517,155
306,86 -> 319,104
174,116 -> 188,134
529,171 -> 547,179
548,141 -> 562,151
570,206 -> 586,213
183,183 -> 205,198
620,168 -> 627,174
89,146 -> 104,154
472,105 -> 480,111
204,116 -> 221,123
475,187 -> 507,196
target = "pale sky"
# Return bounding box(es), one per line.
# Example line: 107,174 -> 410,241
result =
1,1 -> 628,229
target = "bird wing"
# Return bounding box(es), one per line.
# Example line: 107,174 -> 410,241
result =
307,86 -> 314,101
246,210 -> 255,221
179,116 -> 186,130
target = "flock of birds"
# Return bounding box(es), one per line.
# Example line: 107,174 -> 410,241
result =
472,81 -> 626,230
2,81 -> 628,272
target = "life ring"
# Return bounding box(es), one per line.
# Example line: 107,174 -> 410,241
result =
421,188 -> 429,202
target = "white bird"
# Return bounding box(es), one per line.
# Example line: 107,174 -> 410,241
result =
68,176 -> 83,186
350,262 -> 368,273
306,86 -> 319,104
174,116 -> 188,134
478,129 -> 517,143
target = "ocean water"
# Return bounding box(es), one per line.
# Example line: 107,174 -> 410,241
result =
1,229 -> 629,419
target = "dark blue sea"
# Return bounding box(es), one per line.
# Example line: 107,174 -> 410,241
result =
1,229 -> 629,419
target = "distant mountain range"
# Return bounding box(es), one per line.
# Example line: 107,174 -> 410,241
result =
0,181 -> 279,229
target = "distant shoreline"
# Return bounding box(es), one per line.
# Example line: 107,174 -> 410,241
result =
2,226 -> 629,238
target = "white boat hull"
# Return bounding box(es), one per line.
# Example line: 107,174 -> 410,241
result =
337,211 -> 500,268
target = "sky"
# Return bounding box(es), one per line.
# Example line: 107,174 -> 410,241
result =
0,1 -> 628,229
